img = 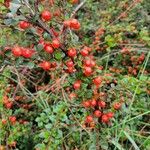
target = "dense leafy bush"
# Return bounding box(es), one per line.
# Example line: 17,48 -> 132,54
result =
0,0 -> 150,149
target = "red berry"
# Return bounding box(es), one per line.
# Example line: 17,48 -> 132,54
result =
5,102 -> 13,109
66,60 -> 74,67
80,48 -> 89,56
93,76 -> 102,86
90,99 -> 97,107
73,80 -> 81,90
12,46 -> 22,57
2,119 -> 7,125
39,61 -> 51,70
63,20 -> 71,27
84,59 -> 95,67
84,59 -> 92,67
66,67 -> 75,73
70,0 -> 78,4
44,45 -> 54,54
70,19 -> 80,30
82,101 -> 90,108
94,110 -> 102,118
90,60 -> 96,67
84,67 -> 92,76
113,102 -> 122,110
68,48 -> 77,58
19,21 -> 30,29
106,112 -> 114,118
69,92 -> 76,99
102,114 -> 109,123
9,116 -> 16,124
86,115 -> 93,123
41,10 -> 52,21
22,48 -> 34,58
84,46 -> 92,52
52,39 -> 60,48
98,101 -> 106,108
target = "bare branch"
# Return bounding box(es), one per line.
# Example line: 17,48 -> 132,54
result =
71,0 -> 87,18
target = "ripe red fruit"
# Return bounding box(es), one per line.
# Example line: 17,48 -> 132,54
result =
84,67 -> 92,76
66,60 -> 74,67
84,59 -> 92,67
73,80 -> 81,90
80,48 -> 89,56
68,48 -> 77,58
44,45 -> 54,54
90,60 -> 96,67
90,99 -> 97,107
39,61 -> 51,70
19,21 -> 30,29
12,46 -> 22,57
113,102 -> 122,110
82,101 -> 90,108
70,0 -> 78,4
22,48 -> 35,58
5,102 -> 13,109
84,46 -> 92,52
69,92 -> 76,99
52,39 -> 60,48
84,59 -> 96,67
70,19 -> 80,30
66,67 -> 75,73
102,114 -> 109,123
86,115 -> 93,123
98,101 -> 106,108
106,112 -> 114,118
41,10 -> 52,21
63,20 -> 71,27
93,76 -> 102,86
2,119 -> 7,125
94,110 -> 102,118
9,116 -> 16,124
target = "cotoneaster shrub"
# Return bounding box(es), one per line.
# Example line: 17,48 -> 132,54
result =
0,0 -> 150,149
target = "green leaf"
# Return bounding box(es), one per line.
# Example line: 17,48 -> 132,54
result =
105,35 -> 117,48
26,62 -> 35,69
45,124 -> 52,129
110,139 -> 125,150
123,131 -> 140,150
54,52 -> 63,60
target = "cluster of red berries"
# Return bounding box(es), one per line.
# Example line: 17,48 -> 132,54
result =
121,48 -> 146,76
3,95 -> 13,109
12,46 -> 35,58
82,98 -> 122,126
14,9 -> 81,72
2,116 -> 16,125
64,19 -> 80,30
93,27 -> 105,51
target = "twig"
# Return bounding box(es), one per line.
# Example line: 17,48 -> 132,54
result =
34,0 -> 39,12
61,88 -> 91,135
12,67 -> 28,100
71,0 -> 87,18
